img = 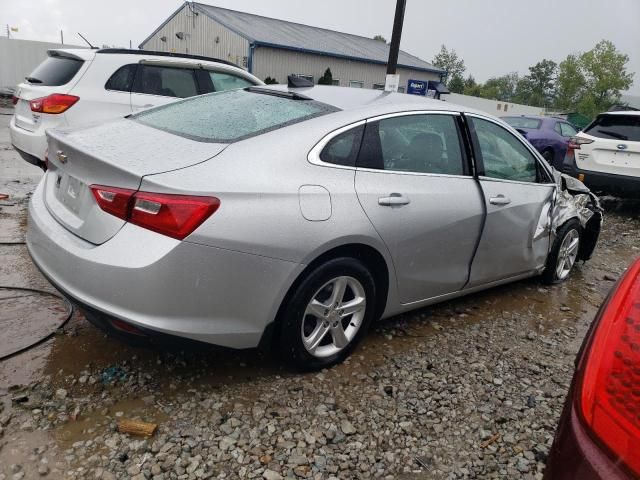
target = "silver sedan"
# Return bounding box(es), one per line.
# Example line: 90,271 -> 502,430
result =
27,85 -> 602,370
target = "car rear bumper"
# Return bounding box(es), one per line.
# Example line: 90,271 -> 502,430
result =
562,155 -> 640,197
9,116 -> 48,163
544,389 -> 634,480
26,179 -> 303,349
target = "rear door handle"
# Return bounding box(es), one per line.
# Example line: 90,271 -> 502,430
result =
378,193 -> 410,206
489,194 -> 511,206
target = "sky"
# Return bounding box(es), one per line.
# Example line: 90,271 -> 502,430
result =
2,0 -> 639,94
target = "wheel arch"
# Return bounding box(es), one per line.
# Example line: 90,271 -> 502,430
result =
259,242 -> 392,352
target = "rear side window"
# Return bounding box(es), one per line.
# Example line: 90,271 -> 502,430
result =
105,64 -> 137,92
133,89 -> 338,143
320,126 -> 364,167
209,72 -> 255,92
583,114 -> 640,142
133,65 -> 198,98
27,55 -> 84,86
502,117 -> 541,129
358,114 -> 465,175
559,122 -> 578,137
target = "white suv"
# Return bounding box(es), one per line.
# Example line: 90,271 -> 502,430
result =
9,48 -> 263,167
564,111 -> 640,197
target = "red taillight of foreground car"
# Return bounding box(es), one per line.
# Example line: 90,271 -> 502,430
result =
580,258 -> 640,476
29,93 -> 79,114
90,185 -> 220,240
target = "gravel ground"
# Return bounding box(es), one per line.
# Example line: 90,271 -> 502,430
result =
1,110 -> 639,479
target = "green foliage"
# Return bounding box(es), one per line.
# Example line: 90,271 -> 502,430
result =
448,74 -> 465,94
510,59 -> 557,107
373,35 -> 387,43
264,76 -> 278,85
317,68 -> 334,85
432,45 -> 466,85
463,75 -> 481,97
555,54 -> 585,111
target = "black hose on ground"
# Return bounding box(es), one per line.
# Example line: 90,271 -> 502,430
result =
0,286 -> 74,360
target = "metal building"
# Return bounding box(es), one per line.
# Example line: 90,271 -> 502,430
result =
139,2 -> 445,92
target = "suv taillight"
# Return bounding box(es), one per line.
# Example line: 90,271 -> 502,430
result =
567,136 -> 594,151
90,185 -> 220,240
580,258 -> 640,476
30,93 -> 79,114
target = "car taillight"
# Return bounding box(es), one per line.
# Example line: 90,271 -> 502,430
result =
29,93 -> 79,114
580,258 -> 640,476
90,185 -> 220,240
11,95 -> 18,105
567,136 -> 594,151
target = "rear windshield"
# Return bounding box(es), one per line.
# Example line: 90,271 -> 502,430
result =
502,117 -> 541,129
133,89 -> 338,143
583,114 -> 640,142
27,55 -> 84,86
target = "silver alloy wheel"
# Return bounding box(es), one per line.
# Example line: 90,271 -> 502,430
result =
301,276 -> 366,358
556,229 -> 580,280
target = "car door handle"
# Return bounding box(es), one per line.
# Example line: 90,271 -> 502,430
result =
378,193 -> 410,206
489,194 -> 511,206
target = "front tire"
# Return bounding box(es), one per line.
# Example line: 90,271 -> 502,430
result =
278,257 -> 377,370
542,219 -> 581,284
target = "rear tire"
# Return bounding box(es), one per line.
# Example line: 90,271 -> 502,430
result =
278,257 -> 377,371
542,219 -> 581,284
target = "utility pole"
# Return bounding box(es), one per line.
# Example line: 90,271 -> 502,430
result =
60,30 -> 64,44
385,0 -> 407,92
6,24 -> 10,39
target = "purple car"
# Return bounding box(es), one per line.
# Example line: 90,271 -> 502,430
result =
544,257 -> 640,479
502,116 -> 579,169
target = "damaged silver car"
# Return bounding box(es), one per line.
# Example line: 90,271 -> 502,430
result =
27,85 -> 603,369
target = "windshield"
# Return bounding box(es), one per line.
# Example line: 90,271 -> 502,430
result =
583,114 -> 640,141
502,117 -> 541,129
133,89 -> 338,143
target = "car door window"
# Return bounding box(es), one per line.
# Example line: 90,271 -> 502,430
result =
471,117 -> 539,183
133,65 -> 198,98
358,114 -> 465,175
559,122 -> 578,137
209,71 -> 254,92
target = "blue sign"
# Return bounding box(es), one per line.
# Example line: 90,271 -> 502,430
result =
407,79 -> 427,96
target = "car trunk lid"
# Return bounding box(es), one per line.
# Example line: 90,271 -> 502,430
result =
44,119 -> 228,244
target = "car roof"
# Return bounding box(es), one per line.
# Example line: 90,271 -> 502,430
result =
599,110 -> 640,116
254,85 -> 486,117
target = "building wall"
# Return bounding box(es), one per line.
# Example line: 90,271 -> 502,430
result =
141,5 -> 249,68
443,92 -> 544,116
252,46 -> 440,90
0,37 -> 84,90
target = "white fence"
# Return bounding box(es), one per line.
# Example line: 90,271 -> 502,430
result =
442,92 -> 544,117
0,37 -> 84,90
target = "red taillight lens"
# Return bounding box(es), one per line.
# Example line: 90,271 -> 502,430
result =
90,185 -> 135,220
29,93 -> 79,114
568,136 -> 594,151
580,258 -> 640,476
90,185 -> 220,240
11,95 -> 18,105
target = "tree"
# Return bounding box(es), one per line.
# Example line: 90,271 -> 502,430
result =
554,54 -> 585,111
373,35 -> 387,43
463,75 -> 481,97
579,40 -> 634,116
432,45 -> 465,86
317,68 -> 334,85
448,74 -> 464,94
264,76 -> 278,85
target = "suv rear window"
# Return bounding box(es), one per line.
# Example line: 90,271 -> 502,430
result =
26,55 -> 84,86
583,114 -> 640,142
502,117 -> 541,129
133,89 -> 338,143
